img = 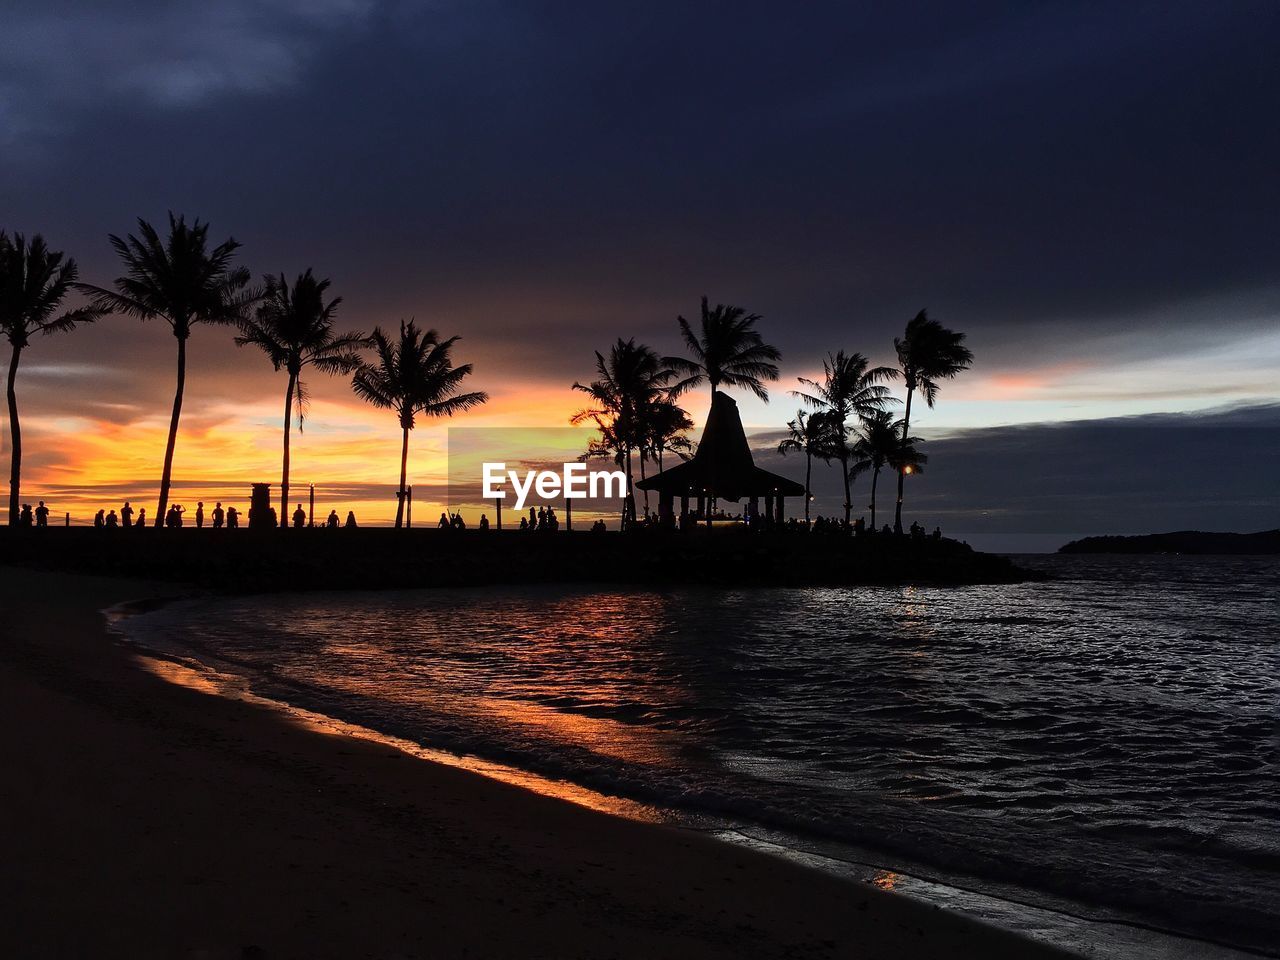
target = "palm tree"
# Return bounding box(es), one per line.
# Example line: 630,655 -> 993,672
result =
0,232 -> 103,525
633,395 -> 693,513
892,310 -> 972,533
777,409 -> 836,526
77,214 -> 254,526
236,270 -> 368,527
793,351 -> 897,524
850,410 -> 924,531
571,339 -> 674,528
666,296 -> 781,406
644,397 -> 693,475
351,320 -> 487,528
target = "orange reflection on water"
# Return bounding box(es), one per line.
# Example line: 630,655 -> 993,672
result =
471,696 -> 671,766
128,649 -> 671,824
872,870 -> 900,891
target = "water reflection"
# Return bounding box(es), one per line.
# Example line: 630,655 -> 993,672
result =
119,557 -> 1280,953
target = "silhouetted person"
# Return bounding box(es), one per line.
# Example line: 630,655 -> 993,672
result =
931,526 -> 942,540
18,504 -> 33,527
195,501 -> 205,529
34,501 -> 49,527
479,513 -> 489,531
326,510 -> 339,529
166,504 -> 185,528
438,512 -> 449,529
529,507 -> 537,530
93,509 -> 104,529
135,508 -> 146,529
292,504 -> 306,528
106,509 -> 119,528
226,506 -> 239,529
519,516 -> 528,531
121,501 -> 133,528
344,511 -> 357,528
212,501 -> 224,529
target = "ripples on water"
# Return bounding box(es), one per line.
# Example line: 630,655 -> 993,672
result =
122,555 -> 1280,953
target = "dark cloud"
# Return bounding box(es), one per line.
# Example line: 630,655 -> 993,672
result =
751,403 -> 1280,549
0,1 -> 1277,527
3,5 -> 1276,354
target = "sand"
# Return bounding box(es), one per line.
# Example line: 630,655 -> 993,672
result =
0,566 -> 1074,959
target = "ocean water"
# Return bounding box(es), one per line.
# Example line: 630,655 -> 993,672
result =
117,555 -> 1279,956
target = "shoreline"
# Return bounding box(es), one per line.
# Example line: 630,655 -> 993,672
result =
0,565 -> 1073,959
106,585 -> 1267,960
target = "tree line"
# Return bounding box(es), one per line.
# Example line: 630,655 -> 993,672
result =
0,216 -> 486,529
2,214 -> 971,532
572,299 -> 972,532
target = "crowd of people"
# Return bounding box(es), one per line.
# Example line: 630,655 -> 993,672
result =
13,499 -> 363,529
84,501 -> 244,529
13,498 -> 942,539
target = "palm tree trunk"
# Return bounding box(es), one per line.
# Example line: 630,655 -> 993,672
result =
623,446 -> 636,530
871,466 -> 880,530
838,428 -> 852,525
156,335 -> 186,527
395,425 -> 409,529
639,451 -> 649,515
7,343 -> 23,526
803,450 -> 812,526
280,374 -> 294,528
894,388 -> 914,534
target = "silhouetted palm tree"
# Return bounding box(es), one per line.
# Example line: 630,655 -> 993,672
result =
666,297 -> 781,405
634,395 -> 693,511
77,214 -> 254,526
351,320 -> 487,528
0,232 -> 103,525
644,397 -> 693,475
236,270 -> 368,527
793,351 -> 897,524
777,409 -> 836,526
892,310 -> 972,533
572,338 -> 674,528
851,410 -> 924,531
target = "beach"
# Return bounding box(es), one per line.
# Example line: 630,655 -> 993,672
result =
0,566 -> 1072,959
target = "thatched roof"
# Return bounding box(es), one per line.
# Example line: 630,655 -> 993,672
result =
637,391 -> 805,501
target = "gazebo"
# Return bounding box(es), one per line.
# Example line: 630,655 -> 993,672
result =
637,391 -> 804,526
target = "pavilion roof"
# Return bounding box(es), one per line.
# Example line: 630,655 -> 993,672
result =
636,391 -> 805,501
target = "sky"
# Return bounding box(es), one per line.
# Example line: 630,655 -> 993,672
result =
1,1 -> 1277,541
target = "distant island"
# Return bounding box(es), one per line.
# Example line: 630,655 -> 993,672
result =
1059,530 -> 1280,555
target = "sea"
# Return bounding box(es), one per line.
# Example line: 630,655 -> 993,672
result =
113,554 -> 1279,958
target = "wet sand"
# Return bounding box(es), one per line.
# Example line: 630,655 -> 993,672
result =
0,567 -> 1074,959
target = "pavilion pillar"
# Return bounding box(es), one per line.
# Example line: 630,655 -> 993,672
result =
776,495 -> 785,524
748,496 -> 759,526
680,493 -> 689,530
764,493 -> 774,527
496,497 -> 502,530
659,491 -> 674,526
565,496 -> 572,530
